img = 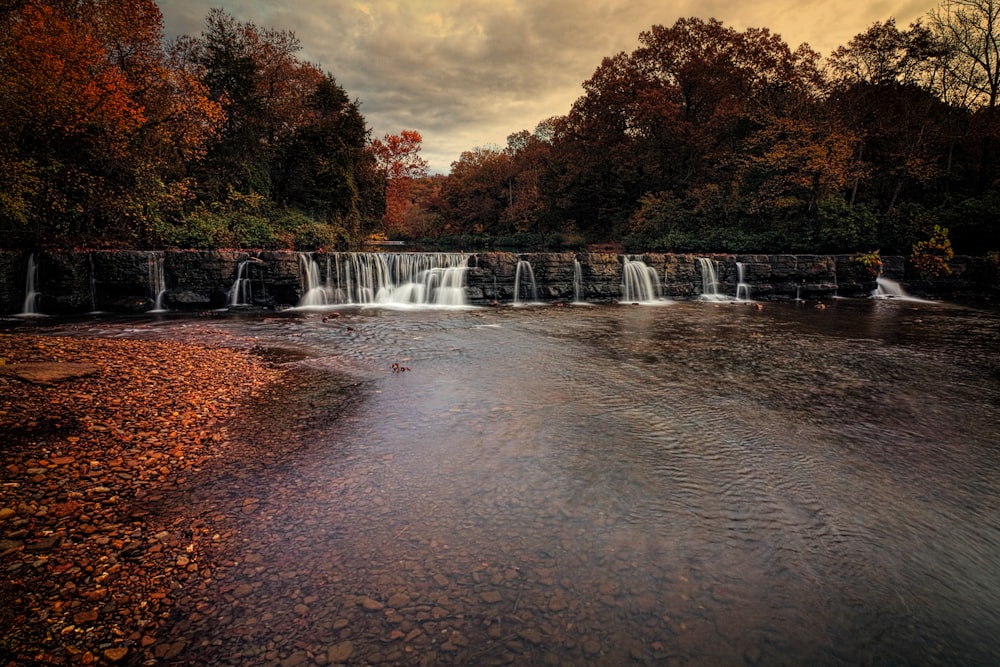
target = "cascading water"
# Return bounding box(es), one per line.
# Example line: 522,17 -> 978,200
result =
513,259 -> 538,305
573,259 -> 585,303
298,253 -> 330,307
302,253 -> 469,307
148,253 -> 168,312
229,258 -> 263,307
18,253 -> 42,316
621,257 -> 663,303
697,258 -> 725,301
871,276 -> 928,302
736,262 -> 752,301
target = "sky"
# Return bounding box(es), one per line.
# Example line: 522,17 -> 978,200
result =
157,0 -> 931,174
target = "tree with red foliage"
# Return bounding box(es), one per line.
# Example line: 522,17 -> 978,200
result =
370,130 -> 429,237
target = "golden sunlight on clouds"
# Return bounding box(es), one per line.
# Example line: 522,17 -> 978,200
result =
159,0 -> 932,173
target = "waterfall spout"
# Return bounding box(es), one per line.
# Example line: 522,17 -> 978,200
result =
871,276 -> 929,302
17,253 -> 42,316
735,262 -> 752,301
621,258 -> 664,303
573,259 -> 586,304
697,258 -> 725,301
298,253 -> 330,307
148,253 -> 168,311
301,252 -> 469,308
229,258 -> 264,307
514,260 -> 538,305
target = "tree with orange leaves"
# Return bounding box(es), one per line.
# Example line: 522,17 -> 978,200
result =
370,130 -> 429,238
0,0 -> 223,246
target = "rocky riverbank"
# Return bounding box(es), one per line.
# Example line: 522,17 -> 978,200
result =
0,332 -> 291,665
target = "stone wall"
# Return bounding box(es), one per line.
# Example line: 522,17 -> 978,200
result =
1,250 -> 993,315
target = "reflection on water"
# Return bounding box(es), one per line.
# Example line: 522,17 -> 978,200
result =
36,299 -> 1000,664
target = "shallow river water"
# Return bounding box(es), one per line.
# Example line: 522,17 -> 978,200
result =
29,297 -> 1000,665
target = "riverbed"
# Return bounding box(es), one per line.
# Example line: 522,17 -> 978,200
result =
7,296 -> 1000,666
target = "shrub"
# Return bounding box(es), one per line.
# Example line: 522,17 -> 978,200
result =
851,250 -> 883,279
910,225 -> 953,278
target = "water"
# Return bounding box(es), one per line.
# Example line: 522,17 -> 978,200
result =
736,261 -> 752,301
17,253 -> 42,316
298,253 -> 330,307
697,257 -> 725,301
304,252 -> 469,307
621,258 -> 664,303
873,276 -> 929,302
148,252 -> 168,312
17,299 -> 1000,665
573,258 -> 585,303
228,258 -> 262,307
514,259 -> 539,305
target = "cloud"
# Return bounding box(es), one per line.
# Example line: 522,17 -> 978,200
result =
158,0 -> 931,173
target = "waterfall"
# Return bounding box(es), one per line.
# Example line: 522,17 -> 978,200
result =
621,258 -> 663,302
573,259 -> 585,303
300,252 -> 469,307
148,253 -> 168,311
513,259 -> 538,305
872,276 -> 928,302
697,258 -> 725,301
18,253 -> 42,316
735,262 -> 751,301
228,258 -> 262,307
298,253 -> 330,307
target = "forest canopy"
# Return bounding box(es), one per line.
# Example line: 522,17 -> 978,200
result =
1,1 -> 999,254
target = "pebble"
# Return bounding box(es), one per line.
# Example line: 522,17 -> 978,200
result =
327,640 -> 354,662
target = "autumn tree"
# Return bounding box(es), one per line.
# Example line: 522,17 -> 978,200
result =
546,17 -> 826,247
369,130 -> 429,238
0,0 -> 221,245
437,147 -> 513,237
174,9 -> 382,247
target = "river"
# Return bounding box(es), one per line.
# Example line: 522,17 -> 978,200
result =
20,296 -> 1000,665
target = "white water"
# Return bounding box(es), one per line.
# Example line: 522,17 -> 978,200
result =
697,258 -> 726,301
514,259 -> 539,305
621,258 -> 664,303
228,258 -> 262,307
17,253 -> 42,317
871,276 -> 929,302
736,262 -> 752,301
573,259 -> 587,304
299,252 -> 469,308
298,254 -> 331,307
148,253 -> 168,311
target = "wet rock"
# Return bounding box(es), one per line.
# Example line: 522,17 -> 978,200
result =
518,628 -> 542,644
359,597 -> 384,611
387,592 -> 411,608
480,590 -> 502,604
1,361 -> 100,385
327,640 -> 353,663
102,647 -> 128,663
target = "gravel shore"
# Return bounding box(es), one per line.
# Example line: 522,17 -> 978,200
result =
1,333 -> 285,665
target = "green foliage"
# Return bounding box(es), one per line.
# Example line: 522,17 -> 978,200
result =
812,198 -> 879,252
910,224 -> 953,278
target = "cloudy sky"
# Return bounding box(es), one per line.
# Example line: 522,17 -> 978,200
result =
157,0 -> 931,174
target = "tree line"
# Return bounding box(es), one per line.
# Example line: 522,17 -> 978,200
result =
411,10 -> 1000,256
2,1 -> 999,256
0,1 -> 397,249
